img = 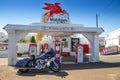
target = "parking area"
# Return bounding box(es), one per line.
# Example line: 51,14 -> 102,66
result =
0,54 -> 120,80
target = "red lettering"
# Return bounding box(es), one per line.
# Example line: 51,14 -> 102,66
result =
43,26 -> 74,31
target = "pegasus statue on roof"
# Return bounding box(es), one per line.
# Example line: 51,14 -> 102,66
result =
43,2 -> 67,20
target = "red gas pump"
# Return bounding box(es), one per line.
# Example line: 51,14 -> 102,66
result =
41,43 -> 49,53
54,40 -> 61,63
29,43 -> 37,56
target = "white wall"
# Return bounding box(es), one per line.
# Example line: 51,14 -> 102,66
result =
107,28 -> 120,38
106,38 -> 119,46
105,28 -> 120,47
17,43 -> 29,53
105,28 -> 120,51
80,38 -> 89,44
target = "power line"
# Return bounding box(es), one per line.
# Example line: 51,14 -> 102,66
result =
98,0 -> 114,17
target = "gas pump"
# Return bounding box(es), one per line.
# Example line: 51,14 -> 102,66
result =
29,43 -> 37,56
76,44 -> 83,63
54,40 -> 61,63
41,43 -> 49,53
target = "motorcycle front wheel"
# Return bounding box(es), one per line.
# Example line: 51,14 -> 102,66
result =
50,61 -> 61,72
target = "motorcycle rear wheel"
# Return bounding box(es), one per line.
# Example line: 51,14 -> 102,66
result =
19,69 -> 29,73
18,61 -> 30,73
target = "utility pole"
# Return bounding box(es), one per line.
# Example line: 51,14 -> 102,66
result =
96,14 -> 98,27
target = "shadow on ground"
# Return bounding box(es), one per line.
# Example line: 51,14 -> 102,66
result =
61,61 -> 120,70
16,61 -> 120,77
17,70 -> 68,78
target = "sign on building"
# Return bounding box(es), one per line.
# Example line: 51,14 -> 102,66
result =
41,3 -> 70,24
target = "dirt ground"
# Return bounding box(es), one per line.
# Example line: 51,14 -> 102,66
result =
0,54 -> 120,80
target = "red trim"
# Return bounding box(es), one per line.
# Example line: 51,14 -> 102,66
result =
80,44 -> 89,54
61,52 -> 70,56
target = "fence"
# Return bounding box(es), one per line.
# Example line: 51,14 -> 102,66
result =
0,43 -> 29,57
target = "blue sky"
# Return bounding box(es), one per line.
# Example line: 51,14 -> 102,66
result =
0,0 -> 120,37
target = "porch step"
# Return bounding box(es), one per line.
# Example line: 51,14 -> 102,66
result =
62,56 -> 76,62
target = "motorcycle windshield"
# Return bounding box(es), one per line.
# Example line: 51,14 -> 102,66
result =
37,54 -> 46,59
37,53 -> 54,59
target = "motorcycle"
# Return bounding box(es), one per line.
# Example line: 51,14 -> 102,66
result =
15,52 -> 61,73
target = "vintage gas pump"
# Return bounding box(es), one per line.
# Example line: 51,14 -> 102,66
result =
41,43 -> 49,53
54,39 -> 61,63
76,44 -> 83,63
29,43 -> 37,56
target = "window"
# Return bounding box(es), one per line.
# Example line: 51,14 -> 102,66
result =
62,38 -> 68,48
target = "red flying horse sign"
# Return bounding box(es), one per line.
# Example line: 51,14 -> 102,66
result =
43,3 -> 67,19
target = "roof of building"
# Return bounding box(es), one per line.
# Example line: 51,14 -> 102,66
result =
3,23 -> 104,37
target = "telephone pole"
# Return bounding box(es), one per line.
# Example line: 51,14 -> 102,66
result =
96,14 -> 98,27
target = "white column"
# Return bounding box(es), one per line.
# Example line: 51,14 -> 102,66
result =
8,30 -> 17,65
82,32 -> 100,62
92,35 -> 99,62
89,35 -> 99,62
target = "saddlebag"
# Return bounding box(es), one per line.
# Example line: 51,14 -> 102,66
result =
15,58 -> 29,67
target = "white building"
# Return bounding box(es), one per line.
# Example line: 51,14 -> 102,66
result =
3,23 -> 103,65
105,28 -> 120,51
3,3 -> 104,65
0,32 -> 8,42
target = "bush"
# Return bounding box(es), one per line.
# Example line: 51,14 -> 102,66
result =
17,52 -> 29,57
17,53 -> 23,57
